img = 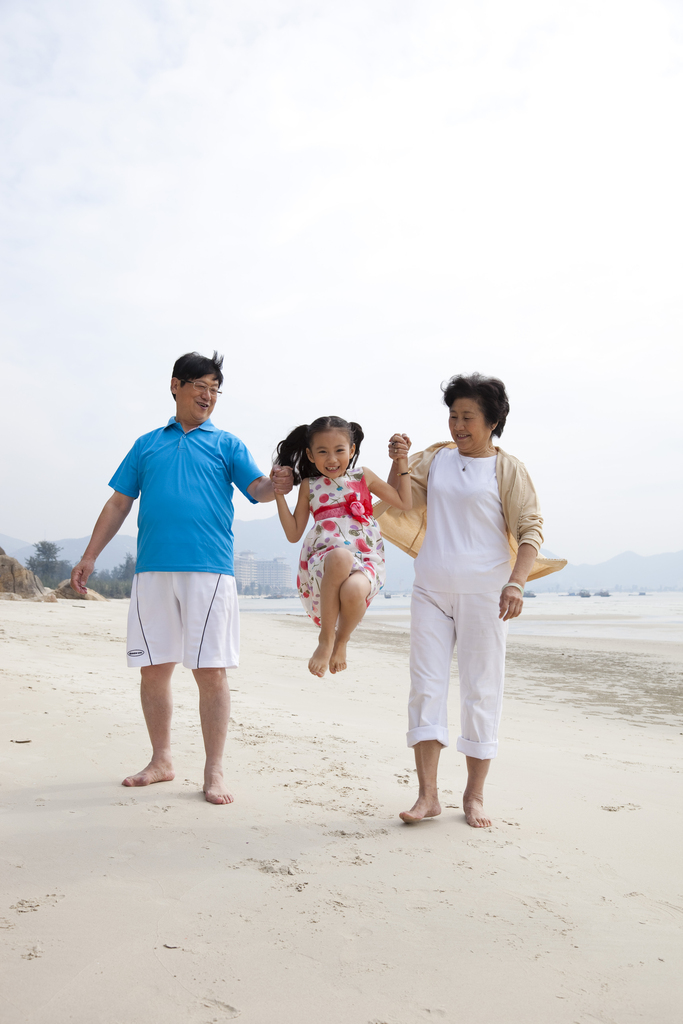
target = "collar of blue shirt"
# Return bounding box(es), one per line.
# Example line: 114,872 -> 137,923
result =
165,416 -> 216,433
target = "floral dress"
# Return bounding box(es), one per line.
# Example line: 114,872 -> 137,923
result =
296,469 -> 386,625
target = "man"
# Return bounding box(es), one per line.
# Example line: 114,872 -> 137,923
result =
71,351 -> 292,804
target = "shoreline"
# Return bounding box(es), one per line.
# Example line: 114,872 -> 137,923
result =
1,601 -> 681,1023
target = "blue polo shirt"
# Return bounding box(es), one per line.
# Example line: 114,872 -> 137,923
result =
109,417 -> 263,575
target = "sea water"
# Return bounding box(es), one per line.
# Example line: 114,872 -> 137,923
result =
239,591 -> 683,643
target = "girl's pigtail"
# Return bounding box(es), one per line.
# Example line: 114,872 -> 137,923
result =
348,421 -> 364,469
275,424 -> 310,485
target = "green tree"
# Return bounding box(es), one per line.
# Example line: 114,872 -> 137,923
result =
91,552 -> 136,598
26,541 -> 73,589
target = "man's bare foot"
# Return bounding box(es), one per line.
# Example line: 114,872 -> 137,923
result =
203,768 -> 234,805
463,790 -> 491,828
308,634 -> 334,677
399,794 -> 441,823
329,638 -> 348,674
122,761 -> 175,787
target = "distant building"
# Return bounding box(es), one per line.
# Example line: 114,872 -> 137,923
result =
234,551 -> 292,594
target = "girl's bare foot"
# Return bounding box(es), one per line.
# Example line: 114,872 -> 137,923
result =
399,794 -> 441,823
463,789 -> 491,828
203,768 -> 234,805
122,760 -> 175,787
309,634 -> 334,676
329,638 -> 348,674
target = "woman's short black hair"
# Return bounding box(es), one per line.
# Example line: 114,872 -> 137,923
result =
442,373 -> 509,437
172,351 -> 224,394
274,416 -> 364,484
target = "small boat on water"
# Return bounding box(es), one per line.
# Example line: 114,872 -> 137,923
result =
596,590 -> 610,597
523,590 -> 536,598
579,589 -> 591,598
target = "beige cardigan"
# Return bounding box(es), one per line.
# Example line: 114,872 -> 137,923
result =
373,442 -> 567,583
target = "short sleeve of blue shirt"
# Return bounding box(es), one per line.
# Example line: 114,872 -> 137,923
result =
109,439 -> 142,500
108,419 -> 264,575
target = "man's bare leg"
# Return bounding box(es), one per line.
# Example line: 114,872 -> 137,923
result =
123,662 -> 176,787
463,755 -> 492,828
194,666 -> 233,805
309,549 -> 354,677
399,740 -> 443,822
329,572 -> 371,673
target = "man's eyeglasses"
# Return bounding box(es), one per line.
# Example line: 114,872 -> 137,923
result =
181,380 -> 222,397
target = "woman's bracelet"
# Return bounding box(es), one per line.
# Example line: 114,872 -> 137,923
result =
399,471 -> 411,476
501,581 -> 524,596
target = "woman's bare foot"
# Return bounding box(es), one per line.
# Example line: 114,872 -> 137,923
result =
203,768 -> 234,805
122,760 -> 175,787
309,634 -> 335,677
329,637 -> 348,674
399,793 -> 441,823
463,789 -> 491,828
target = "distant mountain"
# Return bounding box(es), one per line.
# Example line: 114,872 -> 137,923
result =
530,550 -> 683,592
0,533 -> 32,557
11,535 -> 138,573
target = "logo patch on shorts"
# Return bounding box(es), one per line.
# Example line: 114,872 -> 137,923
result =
127,649 -> 145,657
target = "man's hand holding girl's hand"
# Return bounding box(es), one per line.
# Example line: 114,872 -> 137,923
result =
388,433 -> 412,461
270,466 -> 294,495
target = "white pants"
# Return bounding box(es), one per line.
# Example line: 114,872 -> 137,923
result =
126,572 -> 239,670
408,586 -> 508,759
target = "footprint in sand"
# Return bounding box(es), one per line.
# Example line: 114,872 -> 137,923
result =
200,997 -> 240,1019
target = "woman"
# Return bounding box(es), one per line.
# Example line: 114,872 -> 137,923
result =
376,373 -> 565,828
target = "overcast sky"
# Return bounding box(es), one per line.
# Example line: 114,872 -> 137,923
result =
1,0 -> 681,564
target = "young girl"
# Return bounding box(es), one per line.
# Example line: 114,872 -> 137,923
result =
273,416 -> 412,677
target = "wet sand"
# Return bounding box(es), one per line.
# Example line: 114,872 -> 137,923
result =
1,600 -> 682,1023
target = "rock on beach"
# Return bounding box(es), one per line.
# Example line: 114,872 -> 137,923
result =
0,553 -> 46,599
53,579 -> 107,601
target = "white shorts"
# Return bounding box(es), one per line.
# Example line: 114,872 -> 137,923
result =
126,572 -> 239,670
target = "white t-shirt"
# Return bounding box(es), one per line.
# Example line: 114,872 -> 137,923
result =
413,448 -> 511,594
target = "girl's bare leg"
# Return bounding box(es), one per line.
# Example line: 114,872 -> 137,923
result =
399,740 -> 442,822
309,548 -> 354,676
329,571 -> 371,673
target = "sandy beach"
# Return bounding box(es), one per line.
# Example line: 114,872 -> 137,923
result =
1,598 -> 682,1024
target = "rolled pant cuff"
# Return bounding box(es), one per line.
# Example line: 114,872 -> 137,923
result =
456,736 -> 498,759
407,726 -> 449,748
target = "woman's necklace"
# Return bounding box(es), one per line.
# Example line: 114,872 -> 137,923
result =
457,446 -> 495,471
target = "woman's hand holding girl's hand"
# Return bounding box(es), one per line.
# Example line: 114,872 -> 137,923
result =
499,585 -> 524,621
388,433 -> 411,461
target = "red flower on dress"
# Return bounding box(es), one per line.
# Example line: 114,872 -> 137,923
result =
322,520 -> 335,531
356,537 -> 371,553
313,617 -> 321,626
300,560 -> 308,570
318,494 -> 329,503
324,478 -> 331,485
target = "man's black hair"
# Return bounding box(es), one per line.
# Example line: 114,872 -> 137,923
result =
172,351 -> 224,399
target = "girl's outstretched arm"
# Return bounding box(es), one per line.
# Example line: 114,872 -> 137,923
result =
364,458 -> 412,510
274,478 -> 311,542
